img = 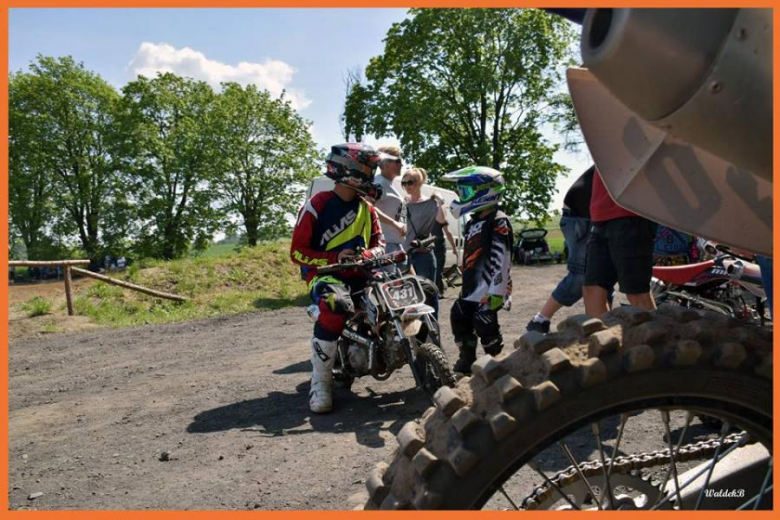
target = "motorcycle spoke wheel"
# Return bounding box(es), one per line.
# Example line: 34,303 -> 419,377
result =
413,342 -> 457,396
364,306 -> 772,510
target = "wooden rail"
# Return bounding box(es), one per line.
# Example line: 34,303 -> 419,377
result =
71,268 -> 187,303
9,260 -> 90,267
9,260 -> 187,315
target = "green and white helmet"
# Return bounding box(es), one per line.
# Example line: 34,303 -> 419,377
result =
442,166 -> 506,218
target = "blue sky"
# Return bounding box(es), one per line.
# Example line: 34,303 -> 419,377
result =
9,8 -> 591,210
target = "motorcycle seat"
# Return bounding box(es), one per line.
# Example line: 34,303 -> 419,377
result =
652,260 -> 715,285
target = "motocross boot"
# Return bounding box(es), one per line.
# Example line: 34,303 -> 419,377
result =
453,337 -> 478,375
310,338 -> 337,414
482,336 -> 503,357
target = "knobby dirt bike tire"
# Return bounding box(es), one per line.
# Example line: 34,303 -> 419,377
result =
364,306 -> 772,510
413,342 -> 457,396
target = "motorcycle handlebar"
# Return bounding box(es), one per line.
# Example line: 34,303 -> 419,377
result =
410,236 -> 437,250
315,250 -> 407,275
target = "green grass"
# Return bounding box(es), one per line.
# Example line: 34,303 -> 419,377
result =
194,242 -> 240,259
21,296 -> 53,317
41,323 -> 63,334
72,239 -> 309,328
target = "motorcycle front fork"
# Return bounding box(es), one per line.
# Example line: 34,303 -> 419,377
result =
393,314 -> 438,393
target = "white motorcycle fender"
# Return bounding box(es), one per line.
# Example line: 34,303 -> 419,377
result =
399,304 -> 435,337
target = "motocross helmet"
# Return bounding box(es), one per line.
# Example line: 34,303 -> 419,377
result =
326,143 -> 383,199
442,165 -> 506,218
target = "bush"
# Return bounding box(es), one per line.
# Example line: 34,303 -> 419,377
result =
22,296 -> 52,317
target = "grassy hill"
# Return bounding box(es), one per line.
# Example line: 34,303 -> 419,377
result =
70,240 -> 309,327
14,215 -> 567,333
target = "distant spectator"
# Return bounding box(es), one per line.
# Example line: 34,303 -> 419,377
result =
653,225 -> 701,266
431,195 -> 459,296
402,167 -> 439,282
526,166 -> 611,333
402,167 -> 441,318
583,168 -> 657,316
372,146 -> 407,269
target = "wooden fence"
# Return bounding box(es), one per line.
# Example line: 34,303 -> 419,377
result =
9,260 -> 186,316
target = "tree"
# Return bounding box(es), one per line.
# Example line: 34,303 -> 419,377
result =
8,56 -> 121,261
343,9 -> 577,219
340,67 -> 370,141
119,73 -> 221,259
9,72 -> 53,259
211,83 -> 320,246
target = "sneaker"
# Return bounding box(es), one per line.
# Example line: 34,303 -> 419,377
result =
525,319 -> 550,334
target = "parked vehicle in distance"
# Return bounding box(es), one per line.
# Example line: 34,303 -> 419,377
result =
513,228 -> 563,265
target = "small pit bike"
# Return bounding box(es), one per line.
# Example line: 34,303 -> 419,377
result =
309,241 -> 456,396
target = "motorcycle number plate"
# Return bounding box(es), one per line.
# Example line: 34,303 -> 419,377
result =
380,277 -> 425,310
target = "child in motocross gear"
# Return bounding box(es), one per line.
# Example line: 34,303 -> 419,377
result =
290,143 -> 386,414
442,166 -> 513,375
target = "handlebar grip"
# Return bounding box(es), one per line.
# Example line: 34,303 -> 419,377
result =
316,264 -> 339,275
316,260 -> 361,274
419,236 -> 437,248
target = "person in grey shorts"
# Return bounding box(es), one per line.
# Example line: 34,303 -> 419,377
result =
527,166 -> 603,333
372,146 -> 407,270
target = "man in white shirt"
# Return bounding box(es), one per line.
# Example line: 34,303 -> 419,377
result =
373,146 -> 407,261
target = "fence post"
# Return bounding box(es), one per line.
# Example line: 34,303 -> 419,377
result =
64,266 -> 74,316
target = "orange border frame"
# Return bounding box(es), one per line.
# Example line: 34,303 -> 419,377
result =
1,1 -> 777,518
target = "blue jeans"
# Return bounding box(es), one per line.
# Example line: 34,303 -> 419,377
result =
551,214 -> 613,307
411,250 -> 439,318
411,250 -> 436,281
551,215 -> 591,306
381,243 -> 406,274
756,255 -> 773,318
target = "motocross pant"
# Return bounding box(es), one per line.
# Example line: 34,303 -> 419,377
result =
450,298 -> 503,357
309,276 -> 361,341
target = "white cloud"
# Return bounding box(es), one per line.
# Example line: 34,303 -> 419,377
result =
127,42 -> 311,110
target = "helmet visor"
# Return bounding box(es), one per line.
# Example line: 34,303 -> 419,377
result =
457,184 -> 479,202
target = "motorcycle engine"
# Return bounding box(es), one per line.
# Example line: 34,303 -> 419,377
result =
381,326 -> 408,372
347,344 -> 369,375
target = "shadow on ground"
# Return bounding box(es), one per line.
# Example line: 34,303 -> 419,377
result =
187,381 -> 430,449
272,360 -> 311,375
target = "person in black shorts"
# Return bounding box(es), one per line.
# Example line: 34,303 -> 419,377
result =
526,166 -> 610,333
583,168 -> 657,316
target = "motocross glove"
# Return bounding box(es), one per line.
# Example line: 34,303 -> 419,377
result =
487,294 -> 505,311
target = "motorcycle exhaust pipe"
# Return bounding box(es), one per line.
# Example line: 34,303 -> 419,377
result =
581,8 -> 772,179
666,289 -> 735,315
342,328 -> 373,347
726,262 -> 764,286
342,328 -> 376,373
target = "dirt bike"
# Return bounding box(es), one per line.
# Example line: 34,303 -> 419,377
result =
364,8 -> 772,511
652,247 -> 770,327
310,239 -> 456,397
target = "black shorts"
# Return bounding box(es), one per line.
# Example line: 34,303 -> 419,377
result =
584,217 -> 657,295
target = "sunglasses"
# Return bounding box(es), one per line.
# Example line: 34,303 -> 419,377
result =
401,179 -> 417,186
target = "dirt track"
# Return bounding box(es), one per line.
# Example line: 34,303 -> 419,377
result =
9,264 -> 717,510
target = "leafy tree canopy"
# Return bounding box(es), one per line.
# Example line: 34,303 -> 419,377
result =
344,8 -> 577,220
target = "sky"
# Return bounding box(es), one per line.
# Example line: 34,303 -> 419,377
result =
9,8 -> 592,212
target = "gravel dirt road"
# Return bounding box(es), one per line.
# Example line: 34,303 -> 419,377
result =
9,264 -> 719,510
